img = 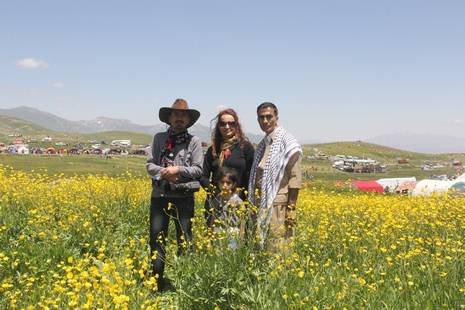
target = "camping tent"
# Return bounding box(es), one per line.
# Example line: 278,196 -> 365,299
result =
396,181 -> 417,193
377,177 -> 416,193
412,179 -> 454,196
352,180 -> 384,193
412,173 -> 465,196
16,145 -> 30,154
45,147 -> 57,155
450,182 -> 465,195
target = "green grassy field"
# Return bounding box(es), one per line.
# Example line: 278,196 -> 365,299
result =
0,154 -> 147,177
2,140 -> 463,185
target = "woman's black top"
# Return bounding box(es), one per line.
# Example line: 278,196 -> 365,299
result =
201,140 -> 255,196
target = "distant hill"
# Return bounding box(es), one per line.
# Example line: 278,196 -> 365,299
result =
366,133 -> 465,154
304,141 -> 465,163
3,106 -> 462,154
0,115 -> 153,145
0,106 -> 83,132
0,106 -> 166,134
0,106 -> 262,143
2,116 -> 464,164
0,115 -> 54,136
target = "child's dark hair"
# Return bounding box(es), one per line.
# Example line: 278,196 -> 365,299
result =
216,167 -> 239,189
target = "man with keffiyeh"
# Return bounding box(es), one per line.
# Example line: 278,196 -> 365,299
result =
248,102 -> 303,249
146,99 -> 203,291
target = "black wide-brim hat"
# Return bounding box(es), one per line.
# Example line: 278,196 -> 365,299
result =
159,98 -> 200,128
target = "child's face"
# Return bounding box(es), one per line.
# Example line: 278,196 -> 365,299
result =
219,176 -> 235,195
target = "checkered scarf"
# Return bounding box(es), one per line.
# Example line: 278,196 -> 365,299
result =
248,127 -> 302,246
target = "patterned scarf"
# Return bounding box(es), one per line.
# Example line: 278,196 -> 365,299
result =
247,127 -> 302,246
218,137 -> 238,167
160,128 -> 191,167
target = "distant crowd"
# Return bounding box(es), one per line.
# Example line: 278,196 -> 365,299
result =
0,145 -> 148,156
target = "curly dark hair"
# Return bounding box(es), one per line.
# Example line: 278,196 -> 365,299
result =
211,108 -> 248,157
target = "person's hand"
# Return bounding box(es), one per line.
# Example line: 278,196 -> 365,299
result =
161,166 -> 180,183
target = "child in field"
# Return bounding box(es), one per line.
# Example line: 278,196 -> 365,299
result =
210,167 -> 243,249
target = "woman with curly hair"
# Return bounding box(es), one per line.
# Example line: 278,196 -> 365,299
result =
201,108 -> 255,228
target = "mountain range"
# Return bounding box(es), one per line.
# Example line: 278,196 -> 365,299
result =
0,106 -> 262,143
1,106 -> 464,153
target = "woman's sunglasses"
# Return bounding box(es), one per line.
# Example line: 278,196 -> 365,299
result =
219,121 -> 236,127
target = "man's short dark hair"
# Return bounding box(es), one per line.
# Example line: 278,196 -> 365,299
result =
257,102 -> 278,116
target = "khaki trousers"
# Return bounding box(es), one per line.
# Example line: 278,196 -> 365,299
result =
268,203 -> 296,250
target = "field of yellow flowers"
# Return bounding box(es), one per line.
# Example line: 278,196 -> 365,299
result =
0,164 -> 464,309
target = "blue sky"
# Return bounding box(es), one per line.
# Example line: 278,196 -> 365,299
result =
1,0 -> 465,142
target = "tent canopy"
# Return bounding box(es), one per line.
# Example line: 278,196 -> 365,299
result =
352,180 -> 384,193
451,182 -> 465,193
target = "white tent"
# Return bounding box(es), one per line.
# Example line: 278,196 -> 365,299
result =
412,173 -> 465,196
377,177 -> 416,193
16,145 -> 30,155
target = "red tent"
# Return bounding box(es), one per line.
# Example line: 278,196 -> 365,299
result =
352,180 -> 384,193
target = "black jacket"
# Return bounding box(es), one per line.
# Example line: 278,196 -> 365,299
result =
201,140 -> 255,196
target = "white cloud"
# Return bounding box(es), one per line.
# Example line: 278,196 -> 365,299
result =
51,81 -> 64,88
16,58 -> 49,69
216,105 -> 227,111
453,120 -> 463,124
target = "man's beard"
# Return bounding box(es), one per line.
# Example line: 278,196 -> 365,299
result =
172,122 -> 187,131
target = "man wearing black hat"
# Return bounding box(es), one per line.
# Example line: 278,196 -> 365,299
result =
146,98 -> 203,291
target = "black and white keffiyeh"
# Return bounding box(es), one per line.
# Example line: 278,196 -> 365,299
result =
248,126 -> 302,245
